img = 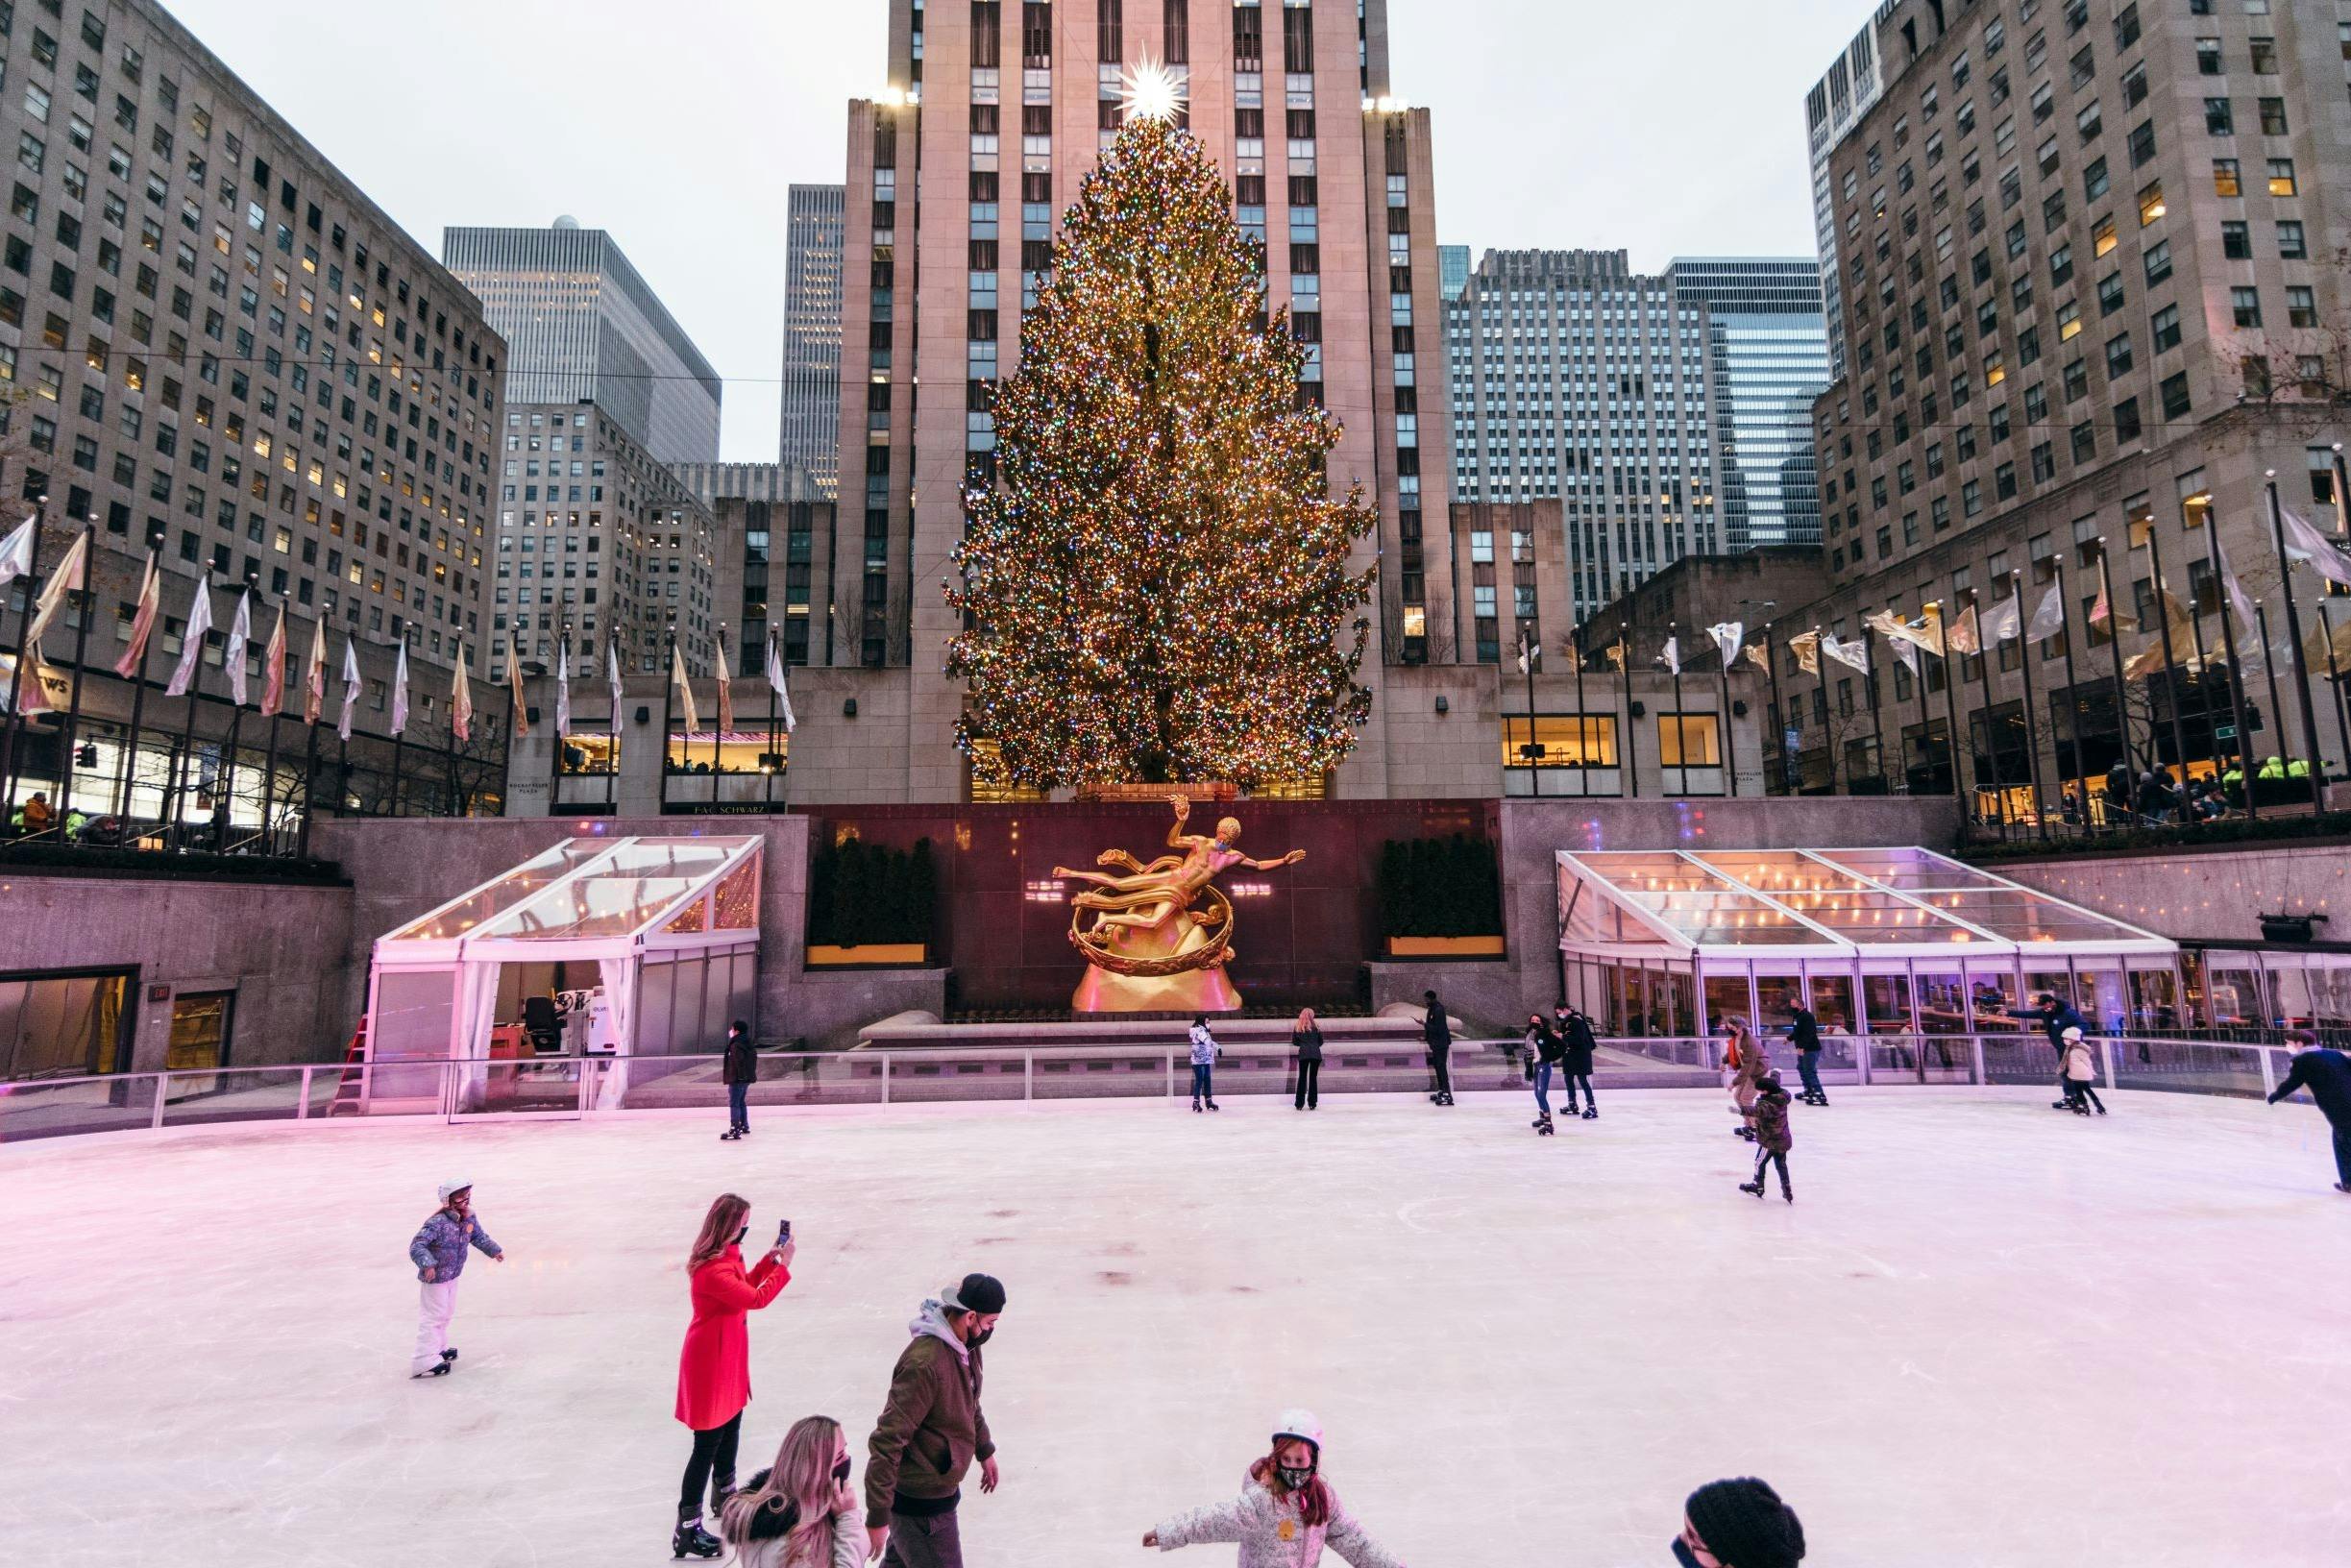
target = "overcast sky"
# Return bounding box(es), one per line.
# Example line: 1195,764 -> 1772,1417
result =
167,0 -> 1868,461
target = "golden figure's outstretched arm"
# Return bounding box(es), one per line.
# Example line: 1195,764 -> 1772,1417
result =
1240,850 -> 1308,871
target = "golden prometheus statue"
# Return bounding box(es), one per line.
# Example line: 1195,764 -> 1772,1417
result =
1054,796 -> 1307,1013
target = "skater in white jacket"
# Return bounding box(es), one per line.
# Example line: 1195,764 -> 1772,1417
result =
1142,1410 -> 1406,1568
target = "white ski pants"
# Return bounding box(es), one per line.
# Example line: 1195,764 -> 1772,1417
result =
411,1278 -> 460,1375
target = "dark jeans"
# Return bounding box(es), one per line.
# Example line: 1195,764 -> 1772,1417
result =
1429,1047 -> 1453,1097
1294,1058 -> 1321,1108
2333,1121 -> 2351,1186
1531,1061 -> 1553,1116
726,1080 -> 748,1130
1563,1071 -> 1594,1110
1190,1062 -> 1213,1102
2069,1080 -> 2106,1113
1796,1050 -> 1824,1098
679,1410 -> 742,1518
882,1507 -> 965,1568
1751,1147 -> 1792,1195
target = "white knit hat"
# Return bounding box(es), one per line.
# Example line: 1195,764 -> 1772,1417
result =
2061,1026 -> 2084,1042
1271,1409 -> 1323,1455
438,1181 -> 473,1203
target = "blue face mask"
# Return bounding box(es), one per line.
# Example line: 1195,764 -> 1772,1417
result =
1671,1539 -> 1702,1568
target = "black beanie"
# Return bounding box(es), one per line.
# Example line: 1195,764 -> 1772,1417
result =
1685,1478 -> 1805,1568
948,1272 -> 1007,1315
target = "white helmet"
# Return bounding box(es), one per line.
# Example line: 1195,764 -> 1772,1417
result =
1271,1409 -> 1323,1456
2060,1026 -> 2084,1042
437,1181 -> 473,1204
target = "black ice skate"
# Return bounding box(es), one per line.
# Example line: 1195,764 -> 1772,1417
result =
1533,1114 -> 1555,1135
1781,1188 -> 1795,1204
1581,1106 -> 1597,1119
672,1515 -> 722,1560
720,1129 -> 740,1141
1207,1098 -> 1220,1111
441,1348 -> 458,1363
1739,1180 -> 1764,1198
412,1361 -> 451,1379
1191,1098 -> 1202,1113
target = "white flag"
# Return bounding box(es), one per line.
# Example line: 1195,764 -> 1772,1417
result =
672,640 -> 699,734
115,551 -> 162,678
389,640 -> 410,736
715,629 -> 735,735
1822,634 -> 1872,674
1980,591 -> 2021,645
1515,627 -> 1541,676
2025,584 -> 2067,644
304,615 -> 329,726
2282,506 -> 2351,586
1893,636 -> 1922,676
1705,622 -> 1745,670
26,529 -> 89,650
553,638 -> 572,739
767,626 -> 797,733
1658,635 -> 1681,676
605,635 -> 624,728
450,642 -> 474,745
337,635 -> 361,741
223,590 -> 254,706
503,638 -> 528,738
0,514 -> 35,594
164,573 -> 213,698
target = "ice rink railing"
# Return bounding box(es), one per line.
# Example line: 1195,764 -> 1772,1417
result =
0,1034 -> 2312,1143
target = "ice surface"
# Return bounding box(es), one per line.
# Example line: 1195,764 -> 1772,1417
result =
1,1088 -> 2344,1567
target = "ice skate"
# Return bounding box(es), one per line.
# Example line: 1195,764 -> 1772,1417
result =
1190,1098 -> 1202,1113
1781,1188 -> 1795,1204
1739,1180 -> 1764,1198
720,1129 -> 739,1141
2334,1182 -> 2351,1194
1207,1098 -> 1220,1111
441,1348 -> 457,1363
1581,1106 -> 1597,1119
671,1515 -> 722,1560
1533,1114 -> 1554,1135
411,1361 -> 451,1379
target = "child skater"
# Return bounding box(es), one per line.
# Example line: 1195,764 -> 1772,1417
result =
2060,1025 -> 2107,1115
1739,1070 -> 1796,1203
1142,1409 -> 1407,1568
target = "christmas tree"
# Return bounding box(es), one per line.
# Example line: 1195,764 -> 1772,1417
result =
946,86 -> 1378,791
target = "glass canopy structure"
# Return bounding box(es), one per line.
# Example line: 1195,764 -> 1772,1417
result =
366,837 -> 763,1107
1556,846 -> 2178,1038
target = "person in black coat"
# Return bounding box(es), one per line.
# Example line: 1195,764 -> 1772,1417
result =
2013,992 -> 2093,1109
1422,990 -> 1454,1107
2267,1044 -> 2351,1193
720,1019 -> 758,1141
1524,1012 -> 1565,1129
1555,1004 -> 1599,1118
1787,1003 -> 1826,1107
1290,1007 -> 1326,1112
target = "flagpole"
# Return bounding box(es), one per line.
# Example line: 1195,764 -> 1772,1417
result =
258,608 -> 285,854
0,501 -> 48,819
713,623 -> 725,808
1965,591 -> 2007,834
1666,620 -> 1686,796
1618,623 -> 1638,799
2183,590 -> 2216,818
2143,527 -> 2192,795
2048,561 -> 2094,834
1519,625 -> 1541,799
2009,574 -> 2050,843
168,594 -> 208,848
217,592 -> 248,852
2254,601 -> 2290,799
551,610 -> 568,806
765,630 -> 779,811
2199,521 -> 2258,823
116,558 -> 156,821
1715,638 -> 1738,799
662,626 -> 678,814
55,525 -> 98,828
2094,538 -> 2137,803
1760,624 -> 1786,795
1809,629 -> 1839,796
2266,474 -> 2331,815
1929,602 -> 1965,814
606,631 -> 620,815
1572,625 -> 1590,799
1863,633 -> 1888,796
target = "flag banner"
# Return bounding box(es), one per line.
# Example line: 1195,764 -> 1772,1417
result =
1515,629 -> 1541,675
1822,634 -> 1872,675
259,603 -> 287,717
1980,593 -> 2021,645
1604,641 -> 1627,672
26,529 -> 89,650
2025,584 -> 2067,644
115,551 -> 161,678
716,630 -> 735,734
305,616 -> 328,725
1742,642 -> 1772,676
1658,635 -> 1680,675
1787,630 -> 1822,676
504,639 -> 528,738
553,640 -> 572,739
0,650 -> 69,713
606,636 -> 624,726
1705,621 -> 1745,669
1893,636 -> 1922,676
1865,607 -> 1943,659
2282,506 -> 2351,586
223,591 -> 253,706
672,641 -> 699,733
0,514 -> 35,593
164,574 -> 213,698
2089,583 -> 2111,625
1946,603 -> 1982,657
767,626 -> 797,733
451,643 -> 473,745
338,635 -> 361,741
2121,592 -> 2202,681
390,641 -> 410,736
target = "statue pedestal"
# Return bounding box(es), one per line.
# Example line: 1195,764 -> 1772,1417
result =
1071,963 -> 1242,1014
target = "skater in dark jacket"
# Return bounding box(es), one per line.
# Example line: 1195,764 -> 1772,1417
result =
2266,1044 -> 2351,1192
1787,1003 -> 1826,1106
1291,1008 -> 1325,1111
1422,992 -> 1454,1106
722,1019 -> 758,1141
1557,1005 -> 1599,1118
1739,1072 -> 1796,1203
1525,1013 -> 1564,1132
2014,992 -> 2092,1108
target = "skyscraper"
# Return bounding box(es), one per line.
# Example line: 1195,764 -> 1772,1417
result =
833,0 -> 1456,799
778,185 -> 845,497
1803,11 -> 1892,380
1437,244 -> 1471,302
444,221 -> 722,464
1445,250 -> 1716,622
1668,258 -> 1830,551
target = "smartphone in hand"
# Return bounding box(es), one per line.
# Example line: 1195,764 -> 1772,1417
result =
776,1218 -> 793,1247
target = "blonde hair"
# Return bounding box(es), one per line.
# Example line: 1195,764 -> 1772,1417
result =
1296,1007 -> 1317,1028
688,1192 -> 750,1273
721,1415 -> 845,1566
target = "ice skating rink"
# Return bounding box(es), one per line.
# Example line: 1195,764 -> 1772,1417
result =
2,1087 -> 2343,1567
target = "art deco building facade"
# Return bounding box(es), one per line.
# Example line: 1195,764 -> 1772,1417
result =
444,221 -> 720,465
777,184 -> 845,496
1780,0 -> 2351,804
835,0 -> 1457,799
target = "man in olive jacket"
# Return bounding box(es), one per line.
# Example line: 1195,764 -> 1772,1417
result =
866,1272 -> 1006,1566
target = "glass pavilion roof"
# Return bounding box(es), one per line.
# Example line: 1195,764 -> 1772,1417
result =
384,837 -> 762,949
1557,846 -> 2169,958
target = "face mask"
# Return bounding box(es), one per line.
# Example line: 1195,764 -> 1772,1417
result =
832,1458 -> 852,1484
1277,1465 -> 1315,1492
733,1224 -> 749,1246
967,1326 -> 993,1347
1671,1539 -> 1702,1568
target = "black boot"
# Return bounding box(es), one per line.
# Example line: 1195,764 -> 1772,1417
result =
1738,1180 -> 1763,1198
673,1511 -> 722,1560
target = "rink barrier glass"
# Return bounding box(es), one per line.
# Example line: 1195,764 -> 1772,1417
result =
0,1035 -> 2315,1144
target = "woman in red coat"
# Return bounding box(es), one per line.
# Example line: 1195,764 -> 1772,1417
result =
672,1191 -> 796,1559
